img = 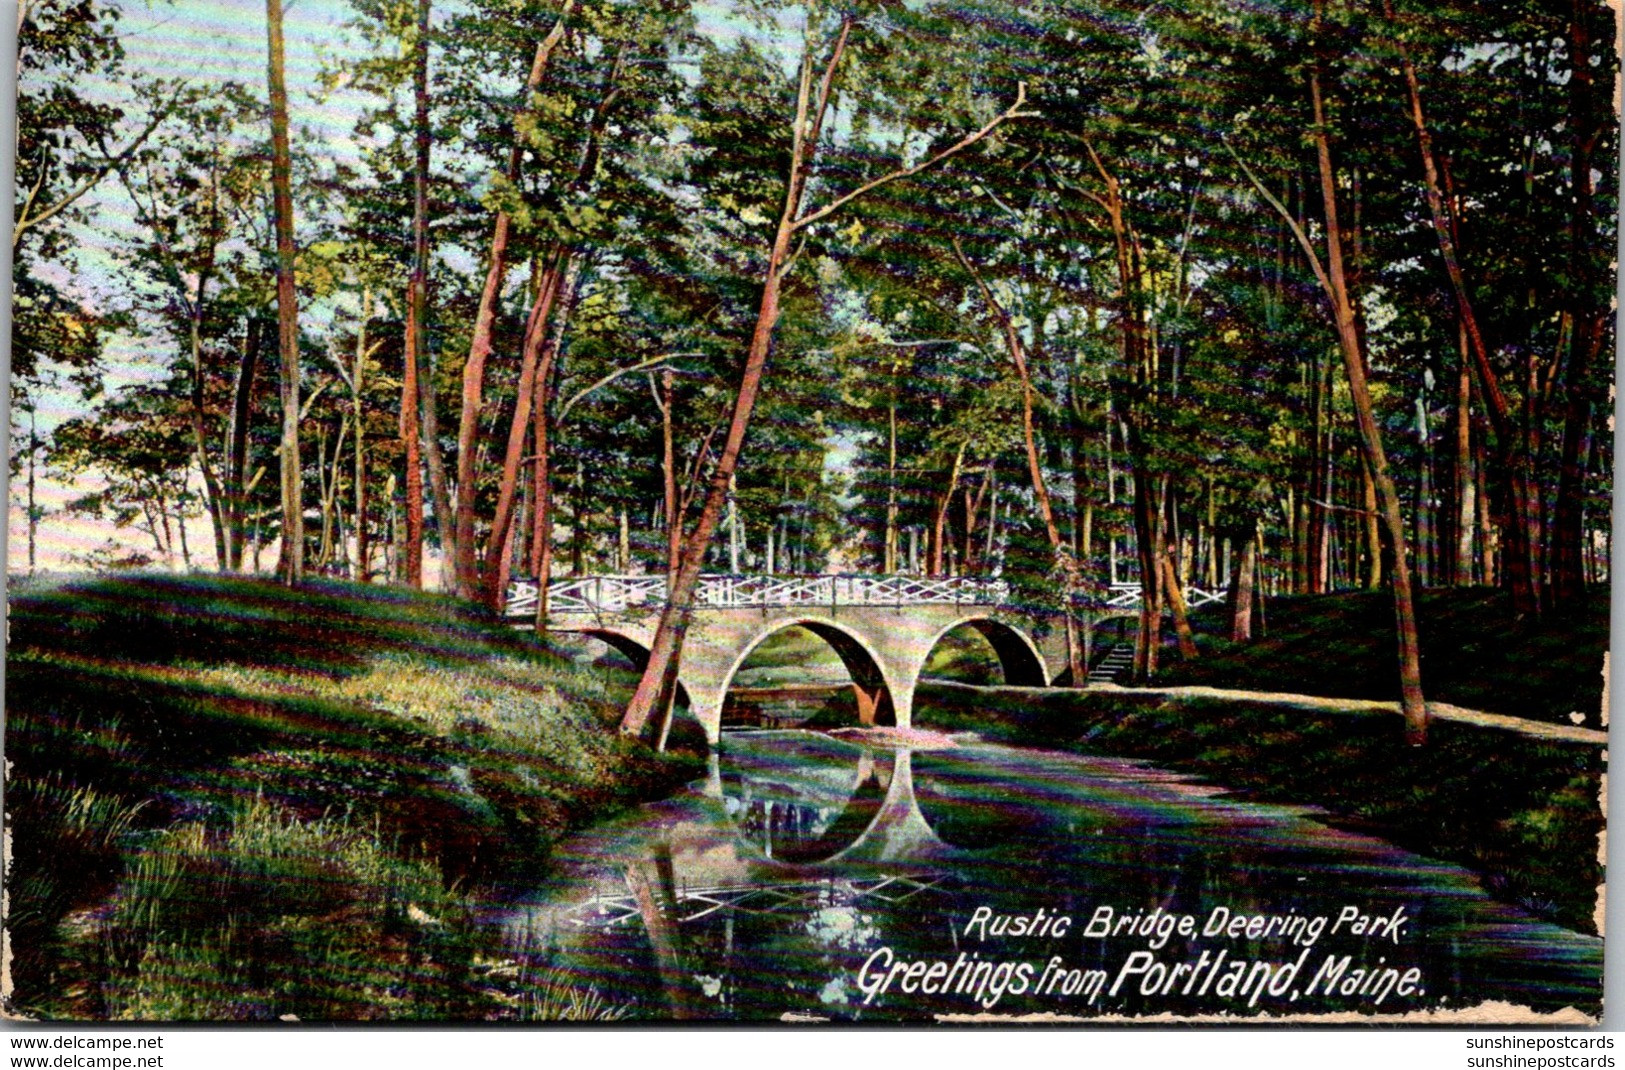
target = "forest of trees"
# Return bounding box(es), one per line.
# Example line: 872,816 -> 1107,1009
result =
13,0 -> 1617,740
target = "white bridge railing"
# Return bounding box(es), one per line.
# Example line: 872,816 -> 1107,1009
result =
505,574 -> 1224,617
1103,583 -> 1226,611
505,574 -> 1011,617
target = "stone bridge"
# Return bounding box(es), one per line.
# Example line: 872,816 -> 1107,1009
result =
504,574 -> 1223,743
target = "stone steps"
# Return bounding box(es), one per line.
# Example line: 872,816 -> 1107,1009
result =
1087,642 -> 1135,685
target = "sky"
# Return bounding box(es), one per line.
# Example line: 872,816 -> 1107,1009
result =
10,0 -> 377,573
6,0 -> 779,576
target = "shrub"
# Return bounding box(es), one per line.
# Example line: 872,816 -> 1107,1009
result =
99,797 -> 477,1021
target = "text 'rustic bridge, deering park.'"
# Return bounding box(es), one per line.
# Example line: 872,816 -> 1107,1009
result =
504,574 -> 1224,743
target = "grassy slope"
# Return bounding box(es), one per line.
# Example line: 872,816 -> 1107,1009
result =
4,574 -> 700,1021
1149,587 -> 1609,727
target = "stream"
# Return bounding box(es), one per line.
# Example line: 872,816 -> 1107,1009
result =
491,729 -> 1602,1022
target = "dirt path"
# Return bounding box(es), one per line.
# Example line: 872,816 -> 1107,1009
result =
923,679 -> 1608,747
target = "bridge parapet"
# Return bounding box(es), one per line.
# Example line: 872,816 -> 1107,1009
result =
505,573 -> 1011,618
504,574 -> 1222,619
501,574 -> 1224,744
1103,583 -> 1226,611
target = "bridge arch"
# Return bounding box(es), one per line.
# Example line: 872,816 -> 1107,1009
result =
572,627 -> 692,709
718,616 -> 899,729
922,615 -> 1049,687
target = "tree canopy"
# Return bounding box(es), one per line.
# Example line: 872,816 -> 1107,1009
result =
15,0 -> 1616,729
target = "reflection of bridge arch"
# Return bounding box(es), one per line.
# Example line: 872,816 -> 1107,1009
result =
718,738 -> 949,865
825,750 -> 949,863
923,616 -> 1049,687
720,617 -> 898,728
723,744 -> 893,863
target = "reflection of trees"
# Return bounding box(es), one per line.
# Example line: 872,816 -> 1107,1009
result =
624,842 -> 697,1019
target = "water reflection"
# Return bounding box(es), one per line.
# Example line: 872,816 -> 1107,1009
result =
492,733 -> 1602,1022
720,734 -> 896,862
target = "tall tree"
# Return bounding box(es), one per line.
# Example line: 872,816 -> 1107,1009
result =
267,0 -> 303,583
1225,0 -> 1427,742
450,0 -> 575,599
400,0 -> 432,587
620,7 -> 1032,738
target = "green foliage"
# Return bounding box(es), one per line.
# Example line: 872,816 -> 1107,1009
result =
99,797 -> 470,1021
17,0 -> 1612,600
4,575 -> 701,1020
520,967 -> 632,1022
1153,588 -> 1611,727
12,0 -> 128,405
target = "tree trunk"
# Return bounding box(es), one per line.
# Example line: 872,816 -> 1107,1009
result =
929,442 -> 965,578
353,286 -> 370,581
1069,370 -> 1093,561
1086,139 -> 1159,686
659,368 -> 679,583
1254,528 -> 1269,637
1454,325 -> 1474,584
530,370 -> 554,636
1388,4 -> 1538,613
726,473 -> 741,573
190,296 -> 227,570
1362,454 -> 1381,589
481,255 -> 569,610
1229,531 -> 1256,643
452,4 -> 574,598
1551,0 -> 1605,602
1131,466 -> 1163,679
1416,393 -> 1434,588
1306,354 -> 1327,593
963,469 -> 989,573
1163,547 -> 1197,660
621,19 -> 855,738
400,0 -> 432,588
267,0 -> 302,584
25,409 -> 36,574
225,317 -> 260,571
619,19 -> 1023,736
956,241 -> 1084,684
1308,61 -> 1427,742
885,400 -> 898,573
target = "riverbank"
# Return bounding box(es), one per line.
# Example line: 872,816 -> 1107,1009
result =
914,681 -> 1605,936
1146,587 -> 1609,728
4,574 -> 702,1021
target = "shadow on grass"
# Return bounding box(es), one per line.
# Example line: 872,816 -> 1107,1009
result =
1153,586 -> 1609,727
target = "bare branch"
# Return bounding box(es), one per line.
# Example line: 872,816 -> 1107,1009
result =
298,378 -> 332,421
556,352 -> 703,423
803,15 -> 853,168
678,420 -> 722,522
15,146 -> 50,232
1220,136 -> 1336,305
648,371 -> 667,418
792,82 -> 1037,233
13,84 -> 187,251
325,335 -> 385,392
